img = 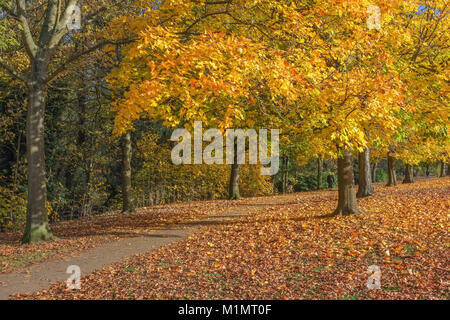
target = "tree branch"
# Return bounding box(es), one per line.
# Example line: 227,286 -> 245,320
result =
16,0 -> 38,59
45,38 -> 136,84
49,0 -> 78,49
0,59 -> 27,83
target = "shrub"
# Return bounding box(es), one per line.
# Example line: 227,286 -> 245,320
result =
0,186 -> 26,232
0,185 -> 58,232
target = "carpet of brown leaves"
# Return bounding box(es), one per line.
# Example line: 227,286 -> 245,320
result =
1,200 -> 236,273
11,178 -> 450,300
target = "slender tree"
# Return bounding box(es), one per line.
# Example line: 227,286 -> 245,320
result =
122,131 -> 135,212
357,149 -> 374,198
371,162 -> 378,183
439,161 -> 445,177
403,164 -> 414,183
228,142 -> 240,200
387,150 -> 397,187
317,155 -> 323,190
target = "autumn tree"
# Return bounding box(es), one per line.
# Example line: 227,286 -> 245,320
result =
0,0 -> 135,243
275,1 -> 407,214
392,1 -> 449,183
105,0 -> 308,200
357,148 -> 374,197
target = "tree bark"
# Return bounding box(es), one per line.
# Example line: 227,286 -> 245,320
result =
317,155 -> 323,190
334,152 -> 360,215
281,157 -> 289,194
228,139 -> 241,200
371,162 -> 377,183
22,82 -> 53,243
386,152 -> 397,186
122,131 -> 135,212
403,164 -> 414,183
13,127 -> 22,191
439,161 -> 445,177
357,149 -> 374,198
447,162 -> 450,176
229,163 -> 241,200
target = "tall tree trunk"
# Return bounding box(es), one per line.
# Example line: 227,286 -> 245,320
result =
386,152 -> 397,186
439,161 -> 445,177
371,162 -> 377,183
447,162 -> 450,176
403,164 -> 414,183
334,152 -> 360,215
281,157 -> 289,194
317,155 -> 323,190
122,131 -> 135,212
272,176 -> 277,194
285,157 -> 289,193
229,141 -> 241,200
229,163 -> 241,200
22,82 -> 53,243
357,149 -> 374,198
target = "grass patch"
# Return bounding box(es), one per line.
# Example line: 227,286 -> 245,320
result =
341,293 -> 360,300
124,267 -> 136,272
0,250 -> 56,272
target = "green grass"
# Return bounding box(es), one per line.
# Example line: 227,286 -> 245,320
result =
341,293 -> 360,300
124,266 -> 136,272
0,250 -> 56,272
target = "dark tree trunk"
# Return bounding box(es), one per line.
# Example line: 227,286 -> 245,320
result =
317,155 -> 323,190
122,131 -> 135,212
229,140 -> 241,200
334,152 -> 360,215
371,162 -> 377,183
281,157 -> 289,194
229,163 -> 241,200
386,152 -> 397,186
76,83 -> 87,145
447,162 -> 450,176
439,161 -> 445,177
403,164 -> 414,183
22,81 -> 53,243
357,149 -> 374,198
272,177 -> 277,194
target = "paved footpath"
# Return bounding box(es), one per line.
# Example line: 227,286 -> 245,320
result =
0,203 -> 260,300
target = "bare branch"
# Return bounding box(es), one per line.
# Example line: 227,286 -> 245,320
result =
39,0 -> 59,46
49,0 -> 78,48
16,0 -> 38,59
45,38 -> 136,84
0,58 -> 27,83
